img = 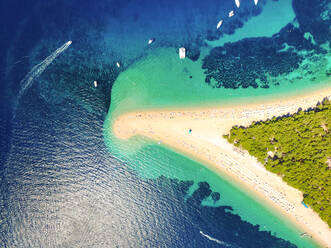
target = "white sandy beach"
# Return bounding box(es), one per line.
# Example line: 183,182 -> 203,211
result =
113,87 -> 331,247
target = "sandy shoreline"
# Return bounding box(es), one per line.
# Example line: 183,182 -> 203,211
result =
112,86 -> 331,247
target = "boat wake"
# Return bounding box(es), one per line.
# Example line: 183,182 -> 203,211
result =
200,231 -> 239,248
13,41 -> 72,117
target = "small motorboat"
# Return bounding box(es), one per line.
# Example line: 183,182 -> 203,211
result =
93,81 -> 97,87
235,0 -> 240,8
217,19 -> 223,29
116,62 -> 120,68
179,47 -> 186,59
229,10 -> 234,17
300,232 -> 312,238
254,0 -> 258,5
148,38 -> 155,44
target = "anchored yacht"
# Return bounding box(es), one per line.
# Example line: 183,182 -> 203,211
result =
179,47 -> 186,59
217,19 -> 223,29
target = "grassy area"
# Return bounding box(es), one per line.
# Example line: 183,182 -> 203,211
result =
224,99 -> 331,227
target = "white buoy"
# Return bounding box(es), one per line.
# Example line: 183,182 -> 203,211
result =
116,62 -> 120,68
94,81 -> 97,87
179,47 -> 186,59
235,0 -> 240,8
216,19 -> 223,29
229,10 -> 234,17
254,0 -> 258,5
148,38 -> 154,45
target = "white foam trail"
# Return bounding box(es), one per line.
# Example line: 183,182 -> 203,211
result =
17,40 -> 72,100
200,231 -> 238,248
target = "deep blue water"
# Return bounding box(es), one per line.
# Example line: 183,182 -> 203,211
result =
0,0 -> 329,247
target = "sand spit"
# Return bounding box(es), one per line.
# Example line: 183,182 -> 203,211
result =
113,87 -> 331,247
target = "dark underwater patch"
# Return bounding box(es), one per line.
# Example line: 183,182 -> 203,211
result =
202,37 -> 303,89
148,176 -> 297,248
293,0 -> 331,46
202,0 -> 330,89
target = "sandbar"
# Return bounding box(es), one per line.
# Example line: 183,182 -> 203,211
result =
113,86 -> 331,247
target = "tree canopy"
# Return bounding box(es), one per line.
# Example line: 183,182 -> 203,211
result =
224,99 -> 331,227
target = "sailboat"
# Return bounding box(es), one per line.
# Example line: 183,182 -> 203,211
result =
235,0 -> 240,8
254,0 -> 258,5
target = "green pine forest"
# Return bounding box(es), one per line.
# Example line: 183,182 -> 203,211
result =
224,99 -> 331,227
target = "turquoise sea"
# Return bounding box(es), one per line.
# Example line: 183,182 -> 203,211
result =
0,0 -> 330,247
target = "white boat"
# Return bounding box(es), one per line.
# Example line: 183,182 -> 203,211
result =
179,47 -> 186,59
116,62 -> 120,68
216,19 -> 223,29
148,38 -> 154,45
254,0 -> 258,5
229,10 -> 234,17
93,81 -> 97,87
235,0 -> 240,8
300,232 -> 312,238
